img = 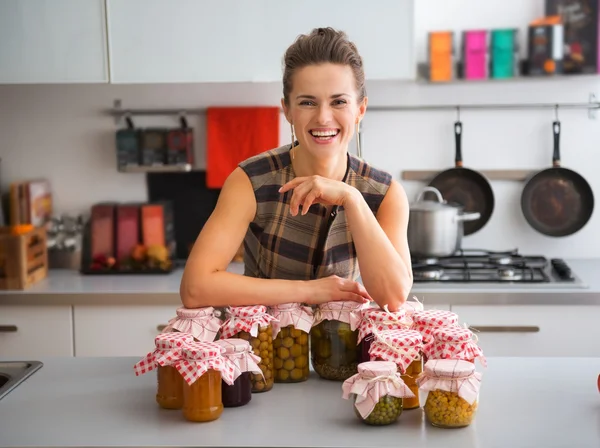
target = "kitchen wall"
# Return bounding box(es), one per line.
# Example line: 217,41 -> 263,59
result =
1,0 -> 599,258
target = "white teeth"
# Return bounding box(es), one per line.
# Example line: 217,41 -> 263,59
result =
311,130 -> 339,137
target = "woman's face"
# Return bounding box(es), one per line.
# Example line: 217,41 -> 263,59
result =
282,63 -> 367,160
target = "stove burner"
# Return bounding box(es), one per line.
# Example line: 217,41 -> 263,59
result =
415,268 -> 443,280
490,255 -> 513,265
498,268 -> 522,281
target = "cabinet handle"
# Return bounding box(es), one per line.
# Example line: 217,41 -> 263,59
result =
156,325 -> 167,332
468,325 -> 540,333
0,325 -> 18,333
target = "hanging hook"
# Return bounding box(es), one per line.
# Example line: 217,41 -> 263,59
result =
178,111 -> 189,129
554,104 -> 559,121
124,112 -> 134,130
456,106 -> 461,122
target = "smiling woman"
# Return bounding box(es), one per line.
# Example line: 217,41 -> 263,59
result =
180,27 -> 413,312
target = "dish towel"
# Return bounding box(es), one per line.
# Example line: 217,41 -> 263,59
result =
206,106 -> 280,188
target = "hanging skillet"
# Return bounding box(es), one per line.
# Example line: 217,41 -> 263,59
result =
428,120 -> 495,236
521,119 -> 594,237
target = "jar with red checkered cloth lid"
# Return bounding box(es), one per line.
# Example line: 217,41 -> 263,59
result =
357,305 -> 410,364
342,361 -> 414,425
215,338 -> 263,408
423,326 -> 487,367
220,305 -> 278,392
162,306 -> 222,342
368,329 -> 424,410
310,301 -> 367,381
411,309 -> 459,349
133,332 -> 194,410
401,297 -> 424,326
416,359 -> 482,428
172,341 -> 236,422
269,303 -> 314,383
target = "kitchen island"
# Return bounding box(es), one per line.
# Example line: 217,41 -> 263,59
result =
0,357 -> 598,448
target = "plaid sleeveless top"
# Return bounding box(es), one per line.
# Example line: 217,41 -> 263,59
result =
238,144 -> 392,281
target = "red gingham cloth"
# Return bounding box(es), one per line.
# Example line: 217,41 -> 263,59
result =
342,361 -> 414,419
133,332 -> 193,376
312,301 -> 367,331
357,307 -> 410,344
411,309 -> 459,344
401,297 -> 424,326
416,359 -> 482,405
173,341 -> 237,386
269,303 -> 314,338
216,338 -> 263,381
220,305 -> 278,339
423,326 -> 487,367
162,306 -> 222,341
368,329 -> 423,373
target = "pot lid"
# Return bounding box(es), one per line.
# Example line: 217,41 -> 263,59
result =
410,187 -> 457,212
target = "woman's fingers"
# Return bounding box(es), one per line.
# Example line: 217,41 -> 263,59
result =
301,190 -> 319,215
279,177 -> 308,194
289,180 -> 315,216
339,292 -> 371,303
341,279 -> 373,300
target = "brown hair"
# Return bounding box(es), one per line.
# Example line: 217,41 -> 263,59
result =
282,27 -> 366,106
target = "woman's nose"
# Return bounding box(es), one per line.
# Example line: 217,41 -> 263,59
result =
316,105 -> 333,124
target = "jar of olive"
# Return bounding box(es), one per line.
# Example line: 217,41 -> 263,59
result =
416,359 -> 482,428
310,301 -> 364,381
269,303 -> 314,383
134,332 -> 194,410
357,306 -> 409,364
423,326 -> 487,367
220,305 -> 278,392
342,361 -> 414,426
162,306 -> 222,342
216,338 -> 263,407
369,329 -> 423,410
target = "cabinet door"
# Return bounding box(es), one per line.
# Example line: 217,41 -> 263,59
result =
0,0 -> 109,83
73,305 -> 178,356
0,306 -> 73,357
451,305 -> 600,357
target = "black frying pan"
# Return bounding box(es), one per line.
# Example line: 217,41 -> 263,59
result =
428,121 -> 495,236
521,120 -> 594,237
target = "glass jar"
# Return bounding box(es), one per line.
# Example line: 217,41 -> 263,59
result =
156,365 -> 184,409
216,338 -> 263,407
357,307 -> 408,364
422,326 -> 486,367
353,394 -> 403,426
411,309 -> 459,362
417,359 -> 482,428
162,306 -> 222,342
401,357 -> 423,410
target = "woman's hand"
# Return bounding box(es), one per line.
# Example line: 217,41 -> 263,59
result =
304,275 -> 372,305
279,175 -> 358,216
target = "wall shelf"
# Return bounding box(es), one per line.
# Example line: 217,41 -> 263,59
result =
402,169 -> 534,182
119,164 -> 193,173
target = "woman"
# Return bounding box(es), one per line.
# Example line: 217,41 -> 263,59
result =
181,27 -> 413,312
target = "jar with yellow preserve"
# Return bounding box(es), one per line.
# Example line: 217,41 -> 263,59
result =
162,306 -> 222,342
342,361 -> 414,426
173,341 -> 237,423
423,326 -> 487,367
369,329 -> 423,410
133,332 -> 194,410
220,305 -> 278,392
411,309 -> 459,349
416,359 -> 482,428
311,301 -> 365,381
357,306 -> 409,364
216,338 -> 263,407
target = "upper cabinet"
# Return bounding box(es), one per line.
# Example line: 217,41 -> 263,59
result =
106,0 -> 415,83
0,0 -> 109,84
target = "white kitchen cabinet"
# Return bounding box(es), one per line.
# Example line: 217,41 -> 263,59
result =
0,306 -> 73,358
106,0 -> 414,83
451,305 -> 600,357
73,305 -> 178,356
0,0 -> 109,84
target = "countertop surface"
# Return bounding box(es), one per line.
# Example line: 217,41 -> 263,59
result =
1,259 -> 600,306
0,356 -> 599,448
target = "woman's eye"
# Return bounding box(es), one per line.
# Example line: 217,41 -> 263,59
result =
333,99 -> 347,106
299,100 -> 315,106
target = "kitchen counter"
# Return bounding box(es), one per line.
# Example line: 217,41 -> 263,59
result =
1,259 -> 600,306
0,356 -> 599,448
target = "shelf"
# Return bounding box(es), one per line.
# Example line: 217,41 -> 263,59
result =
402,169 -> 534,182
119,164 -> 193,173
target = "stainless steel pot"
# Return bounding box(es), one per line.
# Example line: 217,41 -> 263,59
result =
407,187 -> 481,258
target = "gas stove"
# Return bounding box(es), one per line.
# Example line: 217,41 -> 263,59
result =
411,249 -> 586,287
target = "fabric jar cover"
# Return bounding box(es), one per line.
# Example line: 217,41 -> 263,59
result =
401,297 -> 425,325
312,301 -> 366,331
411,309 -> 459,344
416,359 -> 482,406
368,329 -> 423,373
342,361 -> 414,419
269,303 -> 314,338
423,326 -> 487,367
220,305 -> 279,339
216,338 -> 264,381
357,307 -> 409,344
133,332 -> 194,376
173,341 -> 237,386
162,306 -> 222,341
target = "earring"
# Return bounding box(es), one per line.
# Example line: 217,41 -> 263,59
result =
355,121 -> 362,158
290,123 -> 296,160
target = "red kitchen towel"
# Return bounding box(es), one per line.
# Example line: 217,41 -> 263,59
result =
206,106 -> 280,188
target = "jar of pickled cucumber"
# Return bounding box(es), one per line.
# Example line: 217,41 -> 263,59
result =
173,341 -> 237,423
416,359 -> 482,428
423,326 -> 487,367
133,332 -> 194,410
310,301 -> 364,381
162,306 -> 222,341
342,361 -> 414,426
220,305 -> 278,392
411,309 -> 459,348
269,303 -> 314,383
369,329 -> 423,410
357,306 -> 409,364
216,338 -> 263,407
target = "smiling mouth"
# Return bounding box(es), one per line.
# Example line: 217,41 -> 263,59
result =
309,129 -> 340,140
